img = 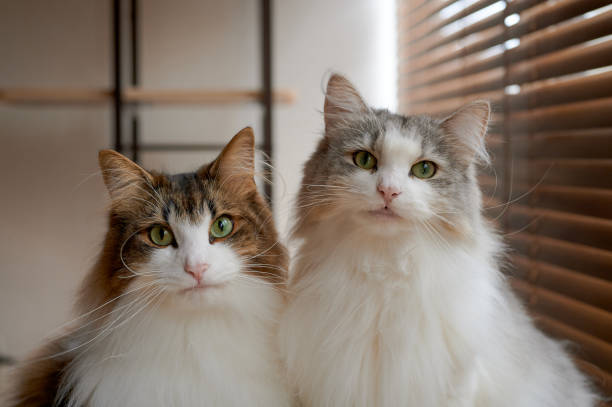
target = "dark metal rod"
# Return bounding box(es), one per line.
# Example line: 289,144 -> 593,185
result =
0,354 -> 15,366
130,0 -> 139,86
112,0 -> 123,152
130,0 -> 140,162
261,0 -> 273,206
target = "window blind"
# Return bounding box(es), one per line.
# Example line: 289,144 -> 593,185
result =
398,0 -> 612,402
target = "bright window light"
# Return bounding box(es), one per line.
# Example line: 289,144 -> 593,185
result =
504,38 -> 520,50
505,84 -> 521,95
504,13 -> 520,27
373,0 -> 397,111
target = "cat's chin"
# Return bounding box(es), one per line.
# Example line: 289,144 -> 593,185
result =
348,207 -> 412,237
164,283 -> 232,310
367,208 -> 401,220
178,282 -> 226,295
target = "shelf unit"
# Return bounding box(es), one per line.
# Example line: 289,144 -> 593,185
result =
1,0 -> 294,204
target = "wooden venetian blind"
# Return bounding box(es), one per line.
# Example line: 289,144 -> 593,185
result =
398,0 -> 612,401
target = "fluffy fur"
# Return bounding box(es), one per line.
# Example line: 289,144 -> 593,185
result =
279,74 -> 597,406
10,128 -> 292,407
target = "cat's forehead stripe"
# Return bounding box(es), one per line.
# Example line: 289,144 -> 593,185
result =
156,172 -> 216,224
379,123 -> 422,162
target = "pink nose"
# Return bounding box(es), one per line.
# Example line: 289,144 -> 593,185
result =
184,263 -> 209,283
377,184 -> 401,203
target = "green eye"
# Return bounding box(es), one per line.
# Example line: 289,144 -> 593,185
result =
149,225 -> 174,246
411,161 -> 437,179
353,151 -> 377,170
210,216 -> 233,239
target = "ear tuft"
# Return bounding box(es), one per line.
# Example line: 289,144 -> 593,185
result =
205,127 -> 256,191
441,100 -> 491,163
324,73 -> 368,133
98,150 -> 153,200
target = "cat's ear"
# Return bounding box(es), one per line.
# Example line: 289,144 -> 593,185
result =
204,127 -> 256,192
441,100 -> 491,163
98,150 -> 153,200
324,73 -> 368,133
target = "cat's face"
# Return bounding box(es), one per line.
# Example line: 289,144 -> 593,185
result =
97,128 -> 286,310
296,74 -> 490,239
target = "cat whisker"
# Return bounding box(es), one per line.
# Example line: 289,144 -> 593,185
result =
483,164 -> 553,211
243,239 -> 283,261
42,279 -> 161,339
72,170 -> 105,193
492,157 -> 515,222
70,286 -> 163,341
418,220 -> 453,252
31,285 -> 166,364
63,287 -> 163,335
72,286 -> 166,355
502,214 -> 543,237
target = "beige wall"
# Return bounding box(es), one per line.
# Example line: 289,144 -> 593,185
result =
0,0 -> 396,376
0,0 -> 111,363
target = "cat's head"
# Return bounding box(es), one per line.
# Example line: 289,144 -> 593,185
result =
89,128 -> 286,311
295,74 -> 490,240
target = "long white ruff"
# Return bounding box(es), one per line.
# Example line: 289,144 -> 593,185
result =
280,221 -> 595,407
61,282 -> 292,407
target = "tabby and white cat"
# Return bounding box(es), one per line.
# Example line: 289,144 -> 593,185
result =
11,128 -> 292,406
279,74 -> 596,406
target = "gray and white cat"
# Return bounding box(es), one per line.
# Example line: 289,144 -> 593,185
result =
279,74 -> 597,406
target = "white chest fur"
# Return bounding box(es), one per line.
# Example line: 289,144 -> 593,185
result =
281,237 -> 491,407
281,229 -> 596,407
64,287 -> 291,407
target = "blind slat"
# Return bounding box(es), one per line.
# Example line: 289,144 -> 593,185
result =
507,39 -> 612,92
401,0 -> 456,32
508,70 -> 612,111
400,25 -> 504,75
402,90 -> 503,115
532,313 -> 612,375
486,129 -> 612,160
404,68 -> 504,104
512,254 -> 612,312
489,158 -> 612,190
575,359 -> 612,398
406,0 -> 500,44
510,278 -> 612,343
402,3 -> 507,57
509,233 -> 612,282
507,204 -> 612,252
480,178 -> 612,220
507,97 -> 612,132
